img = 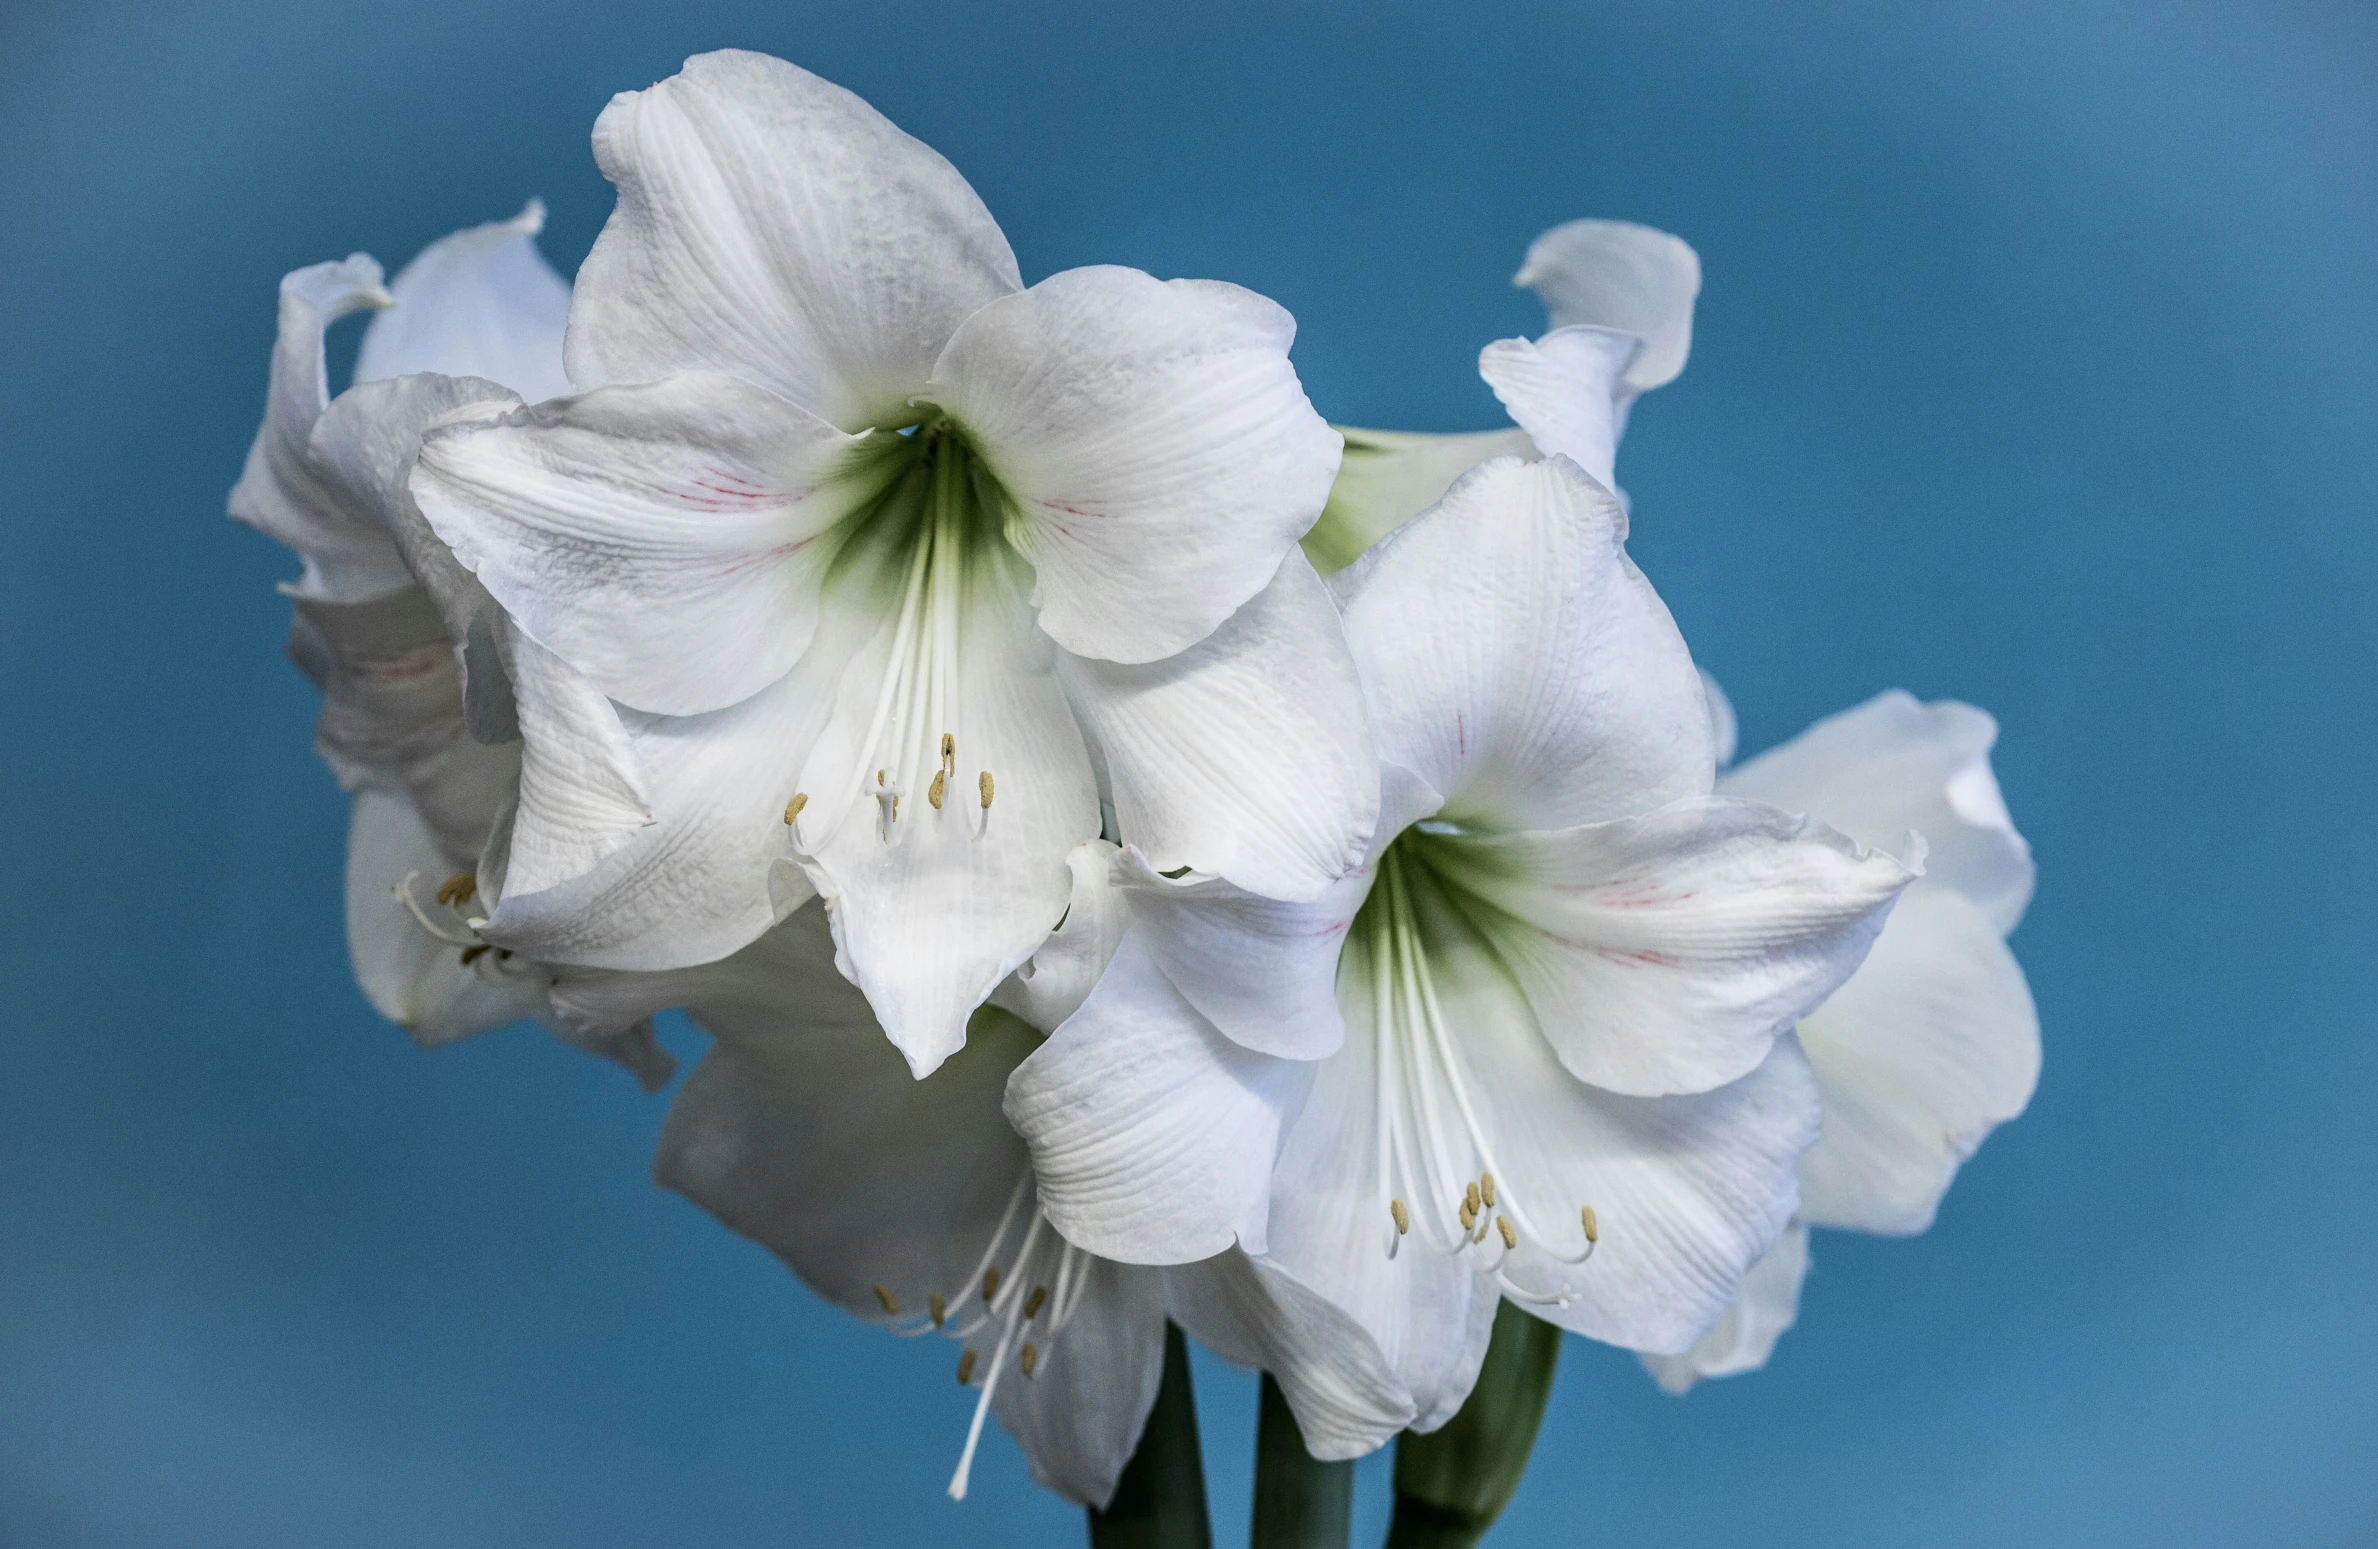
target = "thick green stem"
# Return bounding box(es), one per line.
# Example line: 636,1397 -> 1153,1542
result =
1250,1372 -> 1353,1549
1088,1323 -> 1212,1549
1386,1301 -> 1562,1549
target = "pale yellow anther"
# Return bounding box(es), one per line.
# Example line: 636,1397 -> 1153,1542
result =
1496,1216 -> 1517,1251
891,795 -> 900,821
1020,1342 -> 1039,1380
1024,1286 -> 1048,1319
1464,1181 -> 1481,1216
928,770 -> 947,809
929,1292 -> 946,1328
782,793 -> 808,825
941,732 -> 955,763
1580,1205 -> 1600,1243
1459,1198 -> 1478,1231
877,768 -> 886,786
956,1348 -> 977,1385
979,770 -> 995,809
981,1266 -> 1001,1302
1390,1199 -> 1410,1235
436,872 -> 477,906
1480,1171 -> 1496,1208
872,1284 -> 899,1316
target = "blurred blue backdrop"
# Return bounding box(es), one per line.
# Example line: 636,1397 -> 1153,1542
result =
3,1 -> 2373,1544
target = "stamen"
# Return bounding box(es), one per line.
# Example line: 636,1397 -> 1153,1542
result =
981,1266 -> 1000,1302
1459,1197 -> 1478,1232
1390,1199 -> 1410,1235
394,872 -> 486,947
877,769 -> 886,786
941,732 -> 955,764
1480,1171 -> 1496,1207
436,872 -> 477,906
1580,1205 -> 1599,1243
928,770 -> 947,809
460,944 -> 491,966
979,771 -> 994,809
783,793 -> 808,825
873,1285 -> 899,1316
1024,1286 -> 1047,1319
956,1348 -> 977,1385
1465,1181 -> 1482,1216
1497,1216 -> 1517,1251
929,1292 -> 946,1329
1020,1343 -> 1039,1379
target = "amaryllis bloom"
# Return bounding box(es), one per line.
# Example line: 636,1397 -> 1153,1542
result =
1642,689 -> 2040,1392
549,850 -> 1409,1506
229,208 -> 666,1085
1007,449 -> 1918,1434
1302,218 -> 1700,573
406,50 -> 1375,1076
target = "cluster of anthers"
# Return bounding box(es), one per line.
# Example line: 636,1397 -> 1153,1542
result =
395,870 -> 531,978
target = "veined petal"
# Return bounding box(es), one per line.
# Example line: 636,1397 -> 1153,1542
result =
1478,326 -> 1643,491
229,256 -> 416,602
1059,549 -> 1376,902
354,201 -> 572,403
993,1258 -> 1168,1509
1514,220 -> 1701,394
492,619 -> 653,897
1338,456 -> 1712,831
1301,425 -> 1537,576
931,265 -> 1342,665
1638,1223 -> 1810,1394
1423,796 -> 1914,1097
1794,888 -> 2040,1234
569,49 -> 1020,428
991,840 -> 1128,1034
1719,690 -> 2036,934
412,372 -> 890,717
1005,936 -> 1311,1265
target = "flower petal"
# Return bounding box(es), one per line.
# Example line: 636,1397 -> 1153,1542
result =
1005,935 -> 1311,1264
228,256 -> 416,602
1059,549 -> 1377,902
1719,690 -> 2036,933
1477,326 -> 1643,491
492,619 -> 654,897
1513,220 -> 1702,394
568,49 -> 1020,428
1337,456 -> 1713,831
412,371 -> 891,717
1794,887 -> 2040,1234
1301,425 -> 1537,576
931,265 -> 1342,664
1422,796 -> 1914,1097
354,201 -> 572,403
991,840 -> 1128,1034
1701,669 -> 1738,770
992,1257 -> 1168,1509
1637,1222 -> 1810,1394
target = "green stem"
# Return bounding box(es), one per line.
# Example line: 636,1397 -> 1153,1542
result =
1250,1372 -> 1353,1549
1386,1301 -> 1562,1549
1088,1322 -> 1213,1549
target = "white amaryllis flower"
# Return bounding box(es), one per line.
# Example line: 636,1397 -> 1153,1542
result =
229,208 -> 665,1085
406,50 -> 1374,1076
1302,218 -> 1700,573
1642,689 -> 2040,1392
550,850 -> 1410,1507
1006,449 -> 1918,1436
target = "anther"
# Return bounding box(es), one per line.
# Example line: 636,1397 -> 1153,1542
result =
1020,1343 -> 1039,1379
1465,1181 -> 1482,1216
1580,1205 -> 1599,1243
783,793 -> 808,825
1480,1171 -> 1496,1208
877,769 -> 886,786
956,1349 -> 977,1385
891,795 -> 900,820
1024,1286 -> 1047,1319
981,1266 -> 1000,1302
928,770 -> 947,810
1496,1216 -> 1517,1251
872,1285 -> 899,1316
436,872 -> 477,906
1459,1197 -> 1478,1231
979,771 -> 994,809
941,732 -> 955,764
929,1292 -> 946,1329
1390,1199 -> 1410,1235
460,944 -> 491,966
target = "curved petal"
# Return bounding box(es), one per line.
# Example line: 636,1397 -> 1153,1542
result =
1421,797 -> 1914,1097
492,618 -> 653,897
931,265 -> 1342,665
991,840 -> 1128,1034
1794,888 -> 2040,1234
1301,425 -> 1537,576
1701,669 -> 1738,770
1513,220 -> 1701,394
1638,1222 -> 1810,1394
1005,935 -> 1311,1264
1337,456 -> 1712,831
354,201 -> 572,402
1110,847 -> 1367,1061
228,256 -> 416,602
1478,325 -> 1642,491
568,49 -> 1020,427
1719,690 -> 2035,934
1059,549 -> 1377,902
1163,1249 -> 1416,1460
412,372 -> 892,717
993,1258 -> 1167,1509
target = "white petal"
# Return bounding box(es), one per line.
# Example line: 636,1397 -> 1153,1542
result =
1513,220 -> 1701,393
1478,326 -> 1642,490
1423,797 -> 1914,1097
492,619 -> 654,897
993,1258 -> 1168,1509
930,265 -> 1343,664
1300,425 -> 1537,576
412,372 -> 891,717
991,840 -> 1128,1034
1060,549 -> 1376,902
1163,1250 -> 1416,1460
1337,456 -> 1713,831
1794,888 -> 2040,1234
1109,847 -> 1367,1061
1719,690 -> 2035,933
228,256 -> 416,602
568,49 -> 1020,427
1638,1223 -> 1810,1394
354,201 -> 572,403
1701,669 -> 1739,770
1005,935 -> 1311,1264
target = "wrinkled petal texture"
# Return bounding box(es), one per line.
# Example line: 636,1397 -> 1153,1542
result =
1478,325 -> 1642,491
1302,425 -> 1537,577
568,49 -> 1021,428
933,265 -> 1343,665
355,201 -> 573,403
1514,219 -> 1702,393
1638,1222 -> 1809,1393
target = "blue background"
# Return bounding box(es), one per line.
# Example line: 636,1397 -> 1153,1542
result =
3,1 -> 2372,1543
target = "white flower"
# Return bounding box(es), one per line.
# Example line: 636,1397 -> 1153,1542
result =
1005,452 -> 1917,1438
550,851 -> 1410,1506
1303,218 -> 1700,572
406,50 -> 1375,1076
1641,689 -> 2040,1392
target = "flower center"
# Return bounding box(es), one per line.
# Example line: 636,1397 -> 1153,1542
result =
1349,837 -> 1600,1307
